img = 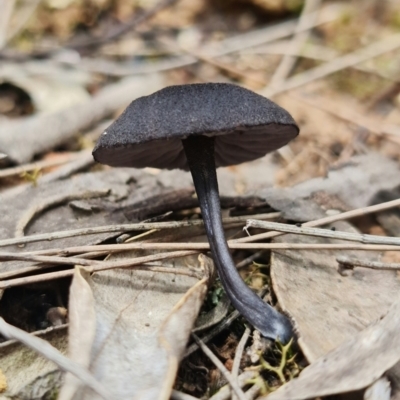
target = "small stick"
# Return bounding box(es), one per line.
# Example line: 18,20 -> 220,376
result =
232,327 -> 251,400
0,318 -> 113,399
235,197 -> 400,243
0,252 -> 102,267
171,390 -> 200,400
185,311 -> 241,358
0,152 -> 82,179
337,256 -> 400,272
0,212 -> 280,248
245,220 -> 400,246
4,243 -> 400,282
244,384 -> 262,400
7,243 -> 400,261
192,334 -> 247,400
209,371 -> 258,400
0,250 -> 197,289
236,252 -> 264,270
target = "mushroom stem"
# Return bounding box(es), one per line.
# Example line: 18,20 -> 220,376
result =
182,135 -> 293,342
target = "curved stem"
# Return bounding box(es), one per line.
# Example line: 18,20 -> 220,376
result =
182,136 -> 293,342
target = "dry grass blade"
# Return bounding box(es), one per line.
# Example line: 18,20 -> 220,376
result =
0,318 -> 113,400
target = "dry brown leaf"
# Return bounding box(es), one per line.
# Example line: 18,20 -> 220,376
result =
271,224 -> 400,362
72,251 -> 213,400
263,296 -> 400,399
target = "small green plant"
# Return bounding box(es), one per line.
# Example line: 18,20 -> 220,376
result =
210,286 -> 224,306
247,338 -> 301,393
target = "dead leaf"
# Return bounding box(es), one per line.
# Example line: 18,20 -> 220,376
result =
271,223 -> 400,362
0,327 -> 67,399
263,296 -> 400,399
67,251 -> 213,399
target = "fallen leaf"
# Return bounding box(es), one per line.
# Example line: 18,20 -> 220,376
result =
271,223 -> 400,361
263,296 -> 400,399
0,327 -> 67,399
68,251 -> 213,399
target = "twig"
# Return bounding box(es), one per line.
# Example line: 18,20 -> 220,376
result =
171,390 -> 200,400
232,327 -> 251,400
7,243 -> 400,264
39,149 -> 95,183
267,0 -> 321,89
235,197 -> 400,243
337,256 -> 400,272
5,243 -> 400,281
15,189 -> 110,237
236,251 -> 264,270
244,384 -> 262,400
0,323 -> 67,348
262,33 -> 400,97
246,220 -> 400,246
0,250 -> 198,289
0,252 -> 102,267
0,152 -> 85,179
185,311 -> 241,358
209,371 -> 258,400
0,212 -> 280,247
192,334 -> 247,400
0,317 -> 113,400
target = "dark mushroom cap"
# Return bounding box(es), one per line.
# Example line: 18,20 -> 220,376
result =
93,83 -> 299,170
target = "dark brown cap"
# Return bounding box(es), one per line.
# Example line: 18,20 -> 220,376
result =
93,83 -> 299,170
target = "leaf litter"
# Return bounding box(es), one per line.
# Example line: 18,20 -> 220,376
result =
1,0 -> 400,398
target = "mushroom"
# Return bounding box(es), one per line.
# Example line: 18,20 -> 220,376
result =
93,83 -> 299,342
